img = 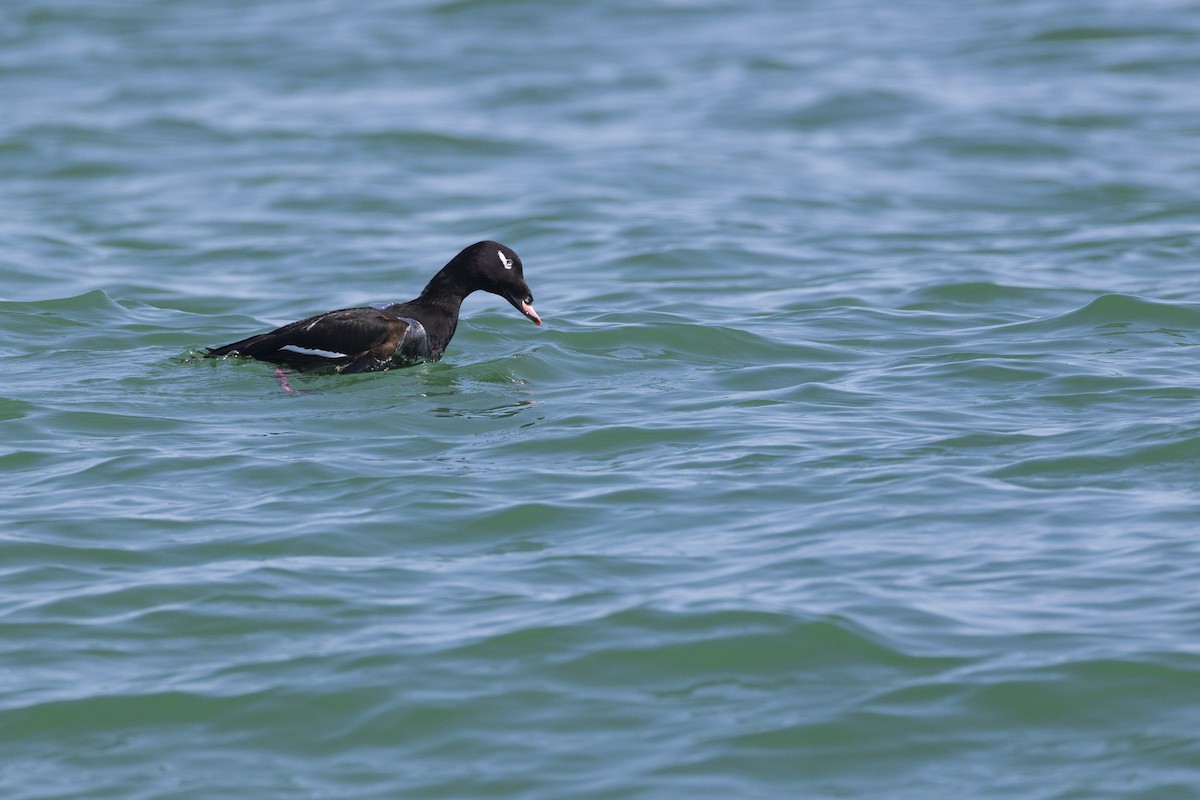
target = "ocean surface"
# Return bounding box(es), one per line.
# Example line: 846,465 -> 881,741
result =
3,1 -> 1200,797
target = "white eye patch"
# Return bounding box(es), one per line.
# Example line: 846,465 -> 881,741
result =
498,250 -> 513,270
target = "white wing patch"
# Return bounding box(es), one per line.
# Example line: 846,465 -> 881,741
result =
498,250 -> 513,270
280,344 -> 348,359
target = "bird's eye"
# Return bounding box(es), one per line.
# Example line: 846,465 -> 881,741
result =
524,296 -> 533,305
498,250 -> 514,270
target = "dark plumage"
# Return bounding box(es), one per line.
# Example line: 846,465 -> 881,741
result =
206,241 -> 540,373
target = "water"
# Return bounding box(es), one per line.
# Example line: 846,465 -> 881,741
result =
3,0 -> 1200,797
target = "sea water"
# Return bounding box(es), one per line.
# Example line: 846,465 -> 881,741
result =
2,1 -> 1200,797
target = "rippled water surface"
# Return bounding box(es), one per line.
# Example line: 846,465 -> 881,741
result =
4,1 -> 1200,797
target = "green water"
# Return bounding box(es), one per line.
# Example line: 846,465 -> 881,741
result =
3,1 -> 1200,797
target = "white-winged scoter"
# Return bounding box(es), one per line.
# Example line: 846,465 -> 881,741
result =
207,241 -> 540,373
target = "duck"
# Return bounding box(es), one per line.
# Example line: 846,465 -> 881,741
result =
206,241 -> 540,373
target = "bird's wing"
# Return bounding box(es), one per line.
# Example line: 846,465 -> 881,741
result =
208,308 -> 413,370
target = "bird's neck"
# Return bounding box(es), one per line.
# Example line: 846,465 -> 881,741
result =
410,267 -> 475,359
418,267 -> 474,310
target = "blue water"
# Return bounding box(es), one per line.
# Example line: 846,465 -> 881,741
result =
3,1 -> 1200,797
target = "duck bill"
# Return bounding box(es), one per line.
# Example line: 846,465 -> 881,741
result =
519,300 -> 542,326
